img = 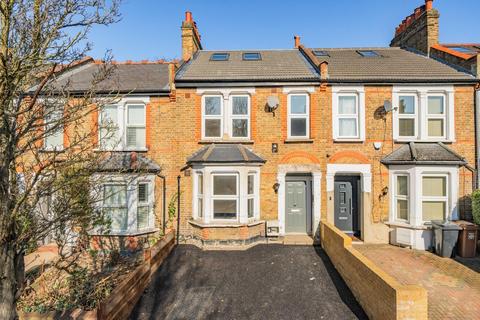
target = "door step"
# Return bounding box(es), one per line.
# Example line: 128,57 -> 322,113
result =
283,234 -> 315,245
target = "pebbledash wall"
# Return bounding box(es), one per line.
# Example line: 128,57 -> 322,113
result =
146,84 -> 476,245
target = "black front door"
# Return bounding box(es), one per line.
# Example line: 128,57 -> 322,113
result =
334,176 -> 360,236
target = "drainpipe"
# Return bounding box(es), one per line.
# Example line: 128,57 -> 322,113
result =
156,174 -> 167,235
476,89 -> 480,188
177,175 -> 181,244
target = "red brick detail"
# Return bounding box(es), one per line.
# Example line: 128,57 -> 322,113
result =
251,94 -> 257,140
281,94 -> 288,141
280,151 -> 321,164
195,94 -> 202,141
145,103 -> 152,149
201,228 -> 209,240
328,151 -> 370,164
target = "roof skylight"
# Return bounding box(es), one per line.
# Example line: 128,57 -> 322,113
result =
242,52 -> 261,61
357,50 -> 380,57
210,53 -> 230,61
313,50 -> 329,57
448,46 -> 476,54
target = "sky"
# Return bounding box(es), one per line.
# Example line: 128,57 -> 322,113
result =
87,0 -> 480,61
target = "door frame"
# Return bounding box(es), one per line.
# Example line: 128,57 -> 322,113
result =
277,164 -> 322,237
285,175 -> 312,234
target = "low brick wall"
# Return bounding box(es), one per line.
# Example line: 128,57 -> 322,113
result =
19,229 -> 175,320
320,221 -> 427,320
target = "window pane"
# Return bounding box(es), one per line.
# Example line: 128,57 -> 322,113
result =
399,119 -> 415,136
106,208 -> 128,231
127,105 -> 145,125
138,183 -> 148,203
213,175 -> 237,195
205,119 -> 221,137
101,106 -> 117,124
396,199 -> 408,220
126,127 -> 146,148
45,110 -> 63,148
396,176 -> 408,196
248,198 -> 254,218
205,96 -> 221,115
428,119 -> 444,137
428,96 -> 444,114
290,118 -> 307,136
248,175 -> 254,194
213,200 -> 237,219
104,185 -> 127,206
137,206 -> 149,229
232,119 -> 248,137
339,96 -> 356,114
399,96 -> 415,114
290,95 -> 307,114
45,131 -> 63,148
422,177 -> 446,197
422,201 -> 446,221
198,198 -> 203,218
232,96 -> 248,115
198,174 -> 203,194
339,118 -> 357,137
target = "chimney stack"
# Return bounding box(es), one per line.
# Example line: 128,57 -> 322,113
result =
319,61 -> 329,79
181,11 -> 203,61
294,35 -> 301,49
425,0 -> 433,11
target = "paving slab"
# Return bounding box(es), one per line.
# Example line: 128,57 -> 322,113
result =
130,244 -> 367,320
354,244 -> 480,320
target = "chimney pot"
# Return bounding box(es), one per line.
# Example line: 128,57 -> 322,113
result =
185,11 -> 193,22
294,35 -> 301,48
425,0 -> 433,10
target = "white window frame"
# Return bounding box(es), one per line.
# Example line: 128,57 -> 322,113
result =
94,173 -> 155,235
421,174 -> 449,223
97,97 -> 149,151
126,104 -> 146,149
392,86 -> 454,142
102,183 -> 128,233
336,94 -> 360,139
201,94 -> 224,139
287,93 -> 310,139
394,174 -> 410,223
247,173 -> 256,220
229,94 -> 250,139
332,86 -> 365,141
397,94 -> 418,139
426,94 -> 447,139
44,108 -> 64,151
211,173 -> 239,221
194,172 -> 204,219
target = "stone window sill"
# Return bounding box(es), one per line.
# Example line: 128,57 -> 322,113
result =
284,139 -> 314,144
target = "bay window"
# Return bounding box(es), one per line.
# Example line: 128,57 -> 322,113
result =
287,94 -> 309,139
103,184 -> 128,231
394,175 -> 409,222
212,174 -> 238,220
393,86 -> 454,141
247,174 -> 255,219
332,86 -> 365,141
421,175 -> 447,222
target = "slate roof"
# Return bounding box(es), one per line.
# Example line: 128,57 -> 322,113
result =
176,50 -> 319,82
97,152 -> 161,173
46,61 -> 171,94
187,144 -> 265,164
302,47 -> 476,82
381,142 -> 467,165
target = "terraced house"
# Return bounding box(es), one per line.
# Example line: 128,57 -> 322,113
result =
49,0 -> 478,251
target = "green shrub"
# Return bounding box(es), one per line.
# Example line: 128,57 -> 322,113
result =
471,189 -> 480,225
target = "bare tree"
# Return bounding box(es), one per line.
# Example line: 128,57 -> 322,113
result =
0,1 -> 121,318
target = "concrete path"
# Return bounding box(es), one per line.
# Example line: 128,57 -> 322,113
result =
131,244 -> 367,320
355,244 -> 480,320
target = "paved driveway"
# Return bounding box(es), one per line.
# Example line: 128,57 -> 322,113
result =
130,244 -> 366,320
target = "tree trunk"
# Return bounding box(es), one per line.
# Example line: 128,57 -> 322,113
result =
0,239 -> 24,320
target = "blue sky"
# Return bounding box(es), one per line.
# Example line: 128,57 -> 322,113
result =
88,0 -> 479,61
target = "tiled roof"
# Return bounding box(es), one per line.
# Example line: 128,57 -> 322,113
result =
381,142 -> 466,165
187,144 -> 265,164
303,47 -> 475,82
46,61 -> 171,93
176,50 -> 319,82
97,152 -> 161,173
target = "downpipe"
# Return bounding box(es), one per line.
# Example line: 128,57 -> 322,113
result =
476,89 -> 480,188
156,174 -> 167,235
177,175 -> 181,244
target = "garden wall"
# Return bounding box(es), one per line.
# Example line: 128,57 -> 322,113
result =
320,221 -> 427,320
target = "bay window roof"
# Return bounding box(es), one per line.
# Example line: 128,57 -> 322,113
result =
97,152 -> 161,173
187,144 -> 265,164
381,142 -> 467,166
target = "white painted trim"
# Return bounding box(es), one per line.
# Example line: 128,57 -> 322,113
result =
282,86 -> 315,94
196,87 -> 255,96
392,85 -> 455,142
326,164 -> 372,193
276,164 -> 322,237
332,86 -> 365,142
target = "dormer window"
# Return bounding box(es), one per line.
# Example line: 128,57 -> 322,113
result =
357,50 -> 380,57
313,50 -> 329,57
210,53 -> 229,61
242,52 -> 261,61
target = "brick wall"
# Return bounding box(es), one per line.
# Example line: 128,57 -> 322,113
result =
321,220 -> 428,320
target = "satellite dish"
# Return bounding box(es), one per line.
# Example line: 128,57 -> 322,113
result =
267,96 -> 279,111
383,100 -> 393,113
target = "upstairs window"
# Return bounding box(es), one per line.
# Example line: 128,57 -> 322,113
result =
332,86 -> 365,141
427,96 -> 446,138
126,104 -> 146,149
210,53 -> 229,61
398,95 -> 417,138
243,52 -> 261,61
44,108 -> 64,150
287,94 -> 309,139
337,95 -> 359,138
230,95 -> 250,138
202,95 -> 223,138
100,105 -> 120,149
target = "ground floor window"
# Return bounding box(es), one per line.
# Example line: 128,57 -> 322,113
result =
95,174 -> 155,234
193,166 -> 260,224
389,166 -> 457,226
